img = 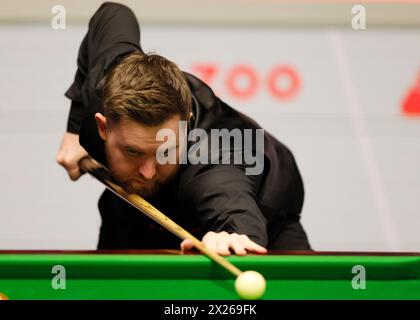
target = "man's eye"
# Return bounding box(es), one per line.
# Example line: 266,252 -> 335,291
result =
126,148 -> 138,156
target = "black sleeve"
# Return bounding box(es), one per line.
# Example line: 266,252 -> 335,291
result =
65,2 -> 142,133
180,164 -> 268,247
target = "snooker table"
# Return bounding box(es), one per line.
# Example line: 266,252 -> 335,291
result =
0,250 -> 419,300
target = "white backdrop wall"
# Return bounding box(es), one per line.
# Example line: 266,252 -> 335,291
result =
0,21 -> 419,251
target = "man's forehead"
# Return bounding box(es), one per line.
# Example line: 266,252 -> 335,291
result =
111,117 -> 180,148
116,116 -> 180,130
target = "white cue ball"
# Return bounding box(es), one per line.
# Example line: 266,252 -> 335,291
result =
235,270 -> 266,300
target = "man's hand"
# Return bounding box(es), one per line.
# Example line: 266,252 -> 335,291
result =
56,132 -> 89,181
180,231 -> 268,256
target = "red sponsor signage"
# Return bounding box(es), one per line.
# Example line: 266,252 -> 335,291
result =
191,63 -> 301,102
402,71 -> 420,116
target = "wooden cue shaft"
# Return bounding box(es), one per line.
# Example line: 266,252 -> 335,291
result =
79,156 -> 242,277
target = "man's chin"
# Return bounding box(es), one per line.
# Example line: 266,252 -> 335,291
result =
123,182 -> 160,198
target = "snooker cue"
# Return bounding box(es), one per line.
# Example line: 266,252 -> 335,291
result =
79,156 -> 242,277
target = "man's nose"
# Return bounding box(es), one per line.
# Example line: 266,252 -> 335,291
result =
138,158 -> 157,180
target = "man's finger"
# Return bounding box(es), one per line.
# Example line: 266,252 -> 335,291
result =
202,236 -> 219,253
68,167 -> 82,181
216,241 -> 231,256
180,239 -> 194,252
231,241 -> 247,256
244,239 -> 267,254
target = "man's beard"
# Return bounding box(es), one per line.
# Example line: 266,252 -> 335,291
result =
105,143 -> 178,198
120,178 -> 162,198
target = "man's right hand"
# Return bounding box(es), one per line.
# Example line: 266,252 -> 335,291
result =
56,132 -> 89,181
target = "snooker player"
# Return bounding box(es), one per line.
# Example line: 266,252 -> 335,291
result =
56,2 -> 311,255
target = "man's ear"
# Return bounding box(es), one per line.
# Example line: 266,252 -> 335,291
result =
95,113 -> 107,141
189,111 -> 193,120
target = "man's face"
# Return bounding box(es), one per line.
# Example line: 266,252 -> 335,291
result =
95,114 -> 183,197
